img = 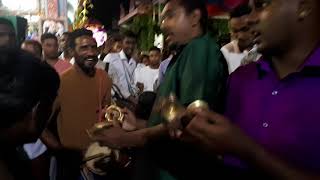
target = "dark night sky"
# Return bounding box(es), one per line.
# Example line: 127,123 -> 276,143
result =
91,0 -> 127,30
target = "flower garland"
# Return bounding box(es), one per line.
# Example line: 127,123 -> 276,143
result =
73,0 -> 94,29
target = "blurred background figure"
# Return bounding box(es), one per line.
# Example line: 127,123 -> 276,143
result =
141,54 -> 150,67
21,40 -> 43,60
101,34 -> 123,61
0,18 -> 16,49
58,32 -> 74,62
58,32 -> 70,57
158,45 -> 177,85
134,46 -> 161,93
221,3 -> 259,74
41,33 -> 72,74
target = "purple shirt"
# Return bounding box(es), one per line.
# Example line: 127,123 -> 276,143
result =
225,47 -> 320,171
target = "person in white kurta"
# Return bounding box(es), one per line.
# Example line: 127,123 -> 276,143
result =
134,47 -> 161,92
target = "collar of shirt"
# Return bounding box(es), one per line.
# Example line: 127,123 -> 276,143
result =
59,52 -> 65,59
256,46 -> 320,78
224,45 -> 320,171
119,50 -> 136,66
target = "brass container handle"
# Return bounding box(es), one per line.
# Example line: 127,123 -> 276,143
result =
87,103 -> 124,138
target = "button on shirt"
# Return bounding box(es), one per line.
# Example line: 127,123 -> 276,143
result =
225,47 -> 320,172
103,50 -> 137,98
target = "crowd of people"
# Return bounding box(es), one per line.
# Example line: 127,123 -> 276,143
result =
1,0 -> 320,179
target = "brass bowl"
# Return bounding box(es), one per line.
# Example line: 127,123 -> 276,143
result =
105,105 -> 124,123
87,121 -> 113,138
87,104 -> 124,138
159,94 -> 185,123
161,102 -> 185,123
160,95 -> 208,123
187,100 -> 209,111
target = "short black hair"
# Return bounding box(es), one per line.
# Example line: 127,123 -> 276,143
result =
149,46 -> 161,53
21,40 -> 42,57
0,49 -> 59,129
108,33 -> 123,42
167,0 -> 208,31
122,31 -> 137,40
141,54 -> 149,59
69,28 -> 93,49
230,3 -> 251,18
62,32 -> 70,36
41,33 -> 58,43
0,18 -> 14,30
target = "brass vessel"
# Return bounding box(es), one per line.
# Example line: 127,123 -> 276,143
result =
187,100 -> 209,111
159,93 -> 209,124
85,103 -> 132,175
87,104 -> 124,137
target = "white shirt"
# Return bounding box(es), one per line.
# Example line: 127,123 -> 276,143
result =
23,139 -> 47,159
221,41 -> 261,74
59,52 -> 65,60
135,63 -> 146,71
95,60 -> 106,70
103,52 -> 119,63
104,50 -> 137,98
70,57 -> 75,65
221,46 -> 247,74
134,66 -> 159,92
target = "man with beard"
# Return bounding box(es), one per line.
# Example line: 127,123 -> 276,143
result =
179,0 -> 320,179
49,29 -> 112,179
94,0 -> 228,179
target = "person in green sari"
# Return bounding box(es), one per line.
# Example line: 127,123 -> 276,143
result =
94,0 -> 228,179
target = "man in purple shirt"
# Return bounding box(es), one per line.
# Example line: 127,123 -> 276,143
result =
175,0 -> 320,179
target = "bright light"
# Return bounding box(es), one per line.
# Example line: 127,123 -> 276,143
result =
23,15 -> 40,23
67,0 -> 78,23
2,0 -> 38,11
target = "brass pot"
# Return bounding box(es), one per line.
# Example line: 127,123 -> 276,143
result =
159,94 -> 209,124
87,104 -> 124,137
